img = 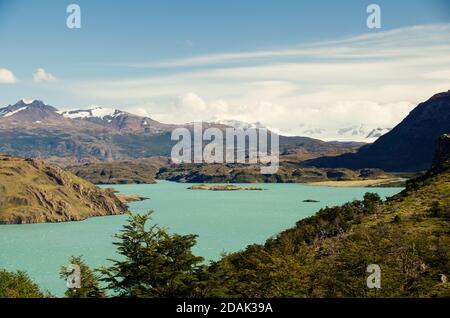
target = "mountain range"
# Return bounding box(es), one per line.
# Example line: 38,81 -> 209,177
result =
1,89 -> 448,172
0,99 -> 362,165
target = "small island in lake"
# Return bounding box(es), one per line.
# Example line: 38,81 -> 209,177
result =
116,194 -> 149,203
303,199 -> 320,203
188,184 -> 263,191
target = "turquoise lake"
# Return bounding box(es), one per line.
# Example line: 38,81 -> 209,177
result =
0,181 -> 402,296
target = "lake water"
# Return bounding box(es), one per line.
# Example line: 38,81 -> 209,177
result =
0,181 -> 402,296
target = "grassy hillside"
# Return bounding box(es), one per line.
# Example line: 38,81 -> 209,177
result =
203,138 -> 450,297
0,154 -> 128,224
64,141 -> 448,298
3,137 -> 447,298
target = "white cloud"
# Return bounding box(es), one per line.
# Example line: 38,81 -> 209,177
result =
0,68 -> 17,84
33,68 -> 57,83
424,69 -> 450,80
70,23 -> 450,139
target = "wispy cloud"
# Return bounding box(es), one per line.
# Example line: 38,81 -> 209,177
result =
121,24 -> 450,69
69,23 -> 450,139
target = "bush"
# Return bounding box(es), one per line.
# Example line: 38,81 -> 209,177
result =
362,193 -> 383,214
429,201 -> 450,218
0,270 -> 45,298
393,214 -> 401,223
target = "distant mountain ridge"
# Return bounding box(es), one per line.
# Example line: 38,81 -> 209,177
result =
59,106 -> 176,134
214,119 -> 266,130
0,99 -> 60,122
305,90 -> 450,171
299,124 -> 391,142
337,125 -> 391,140
0,100 -> 360,164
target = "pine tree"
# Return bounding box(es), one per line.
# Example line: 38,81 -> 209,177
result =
60,256 -> 106,298
0,270 -> 45,298
98,212 -> 204,297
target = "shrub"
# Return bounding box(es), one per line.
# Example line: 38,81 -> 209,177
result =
0,270 -> 45,298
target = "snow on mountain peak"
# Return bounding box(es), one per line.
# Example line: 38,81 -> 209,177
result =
20,99 -> 37,105
59,106 -> 124,119
0,106 -> 28,117
215,119 -> 266,129
16,99 -> 47,107
296,124 -> 391,142
88,106 -> 121,118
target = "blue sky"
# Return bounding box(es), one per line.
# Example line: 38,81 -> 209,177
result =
1,0 -> 450,139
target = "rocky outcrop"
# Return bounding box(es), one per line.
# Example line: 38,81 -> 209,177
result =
0,154 -> 128,224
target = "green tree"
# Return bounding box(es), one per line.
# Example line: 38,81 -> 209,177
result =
362,192 -> 383,214
60,256 -> 105,298
98,212 -> 204,297
0,270 -> 45,298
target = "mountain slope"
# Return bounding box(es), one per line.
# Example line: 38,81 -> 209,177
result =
0,100 -> 63,123
305,90 -> 450,171
205,135 -> 450,297
0,154 -> 128,224
60,106 -> 177,134
68,157 -> 170,184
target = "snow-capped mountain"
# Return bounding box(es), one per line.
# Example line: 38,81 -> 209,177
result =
58,105 -> 176,133
0,99 -> 60,121
214,119 -> 266,130
0,99 -> 43,117
0,98 -> 393,164
59,106 -> 125,120
298,124 -> 391,142
337,125 -> 391,141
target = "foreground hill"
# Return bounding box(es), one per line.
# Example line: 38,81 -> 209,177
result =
0,154 -> 128,224
204,135 -> 450,297
305,90 -> 450,172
